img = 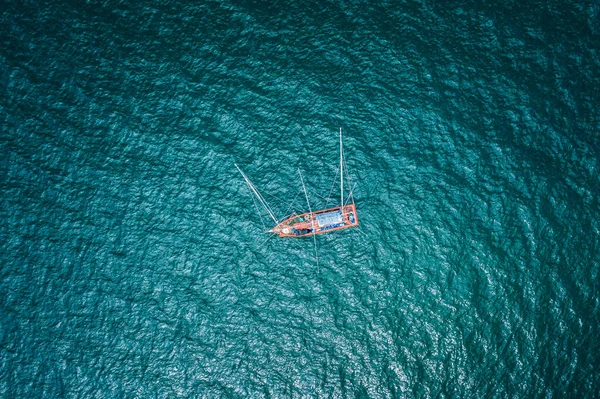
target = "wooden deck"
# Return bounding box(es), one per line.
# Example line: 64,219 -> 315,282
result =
270,204 -> 358,238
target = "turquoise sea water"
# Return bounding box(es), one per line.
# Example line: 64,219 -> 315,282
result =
2,1 -> 599,397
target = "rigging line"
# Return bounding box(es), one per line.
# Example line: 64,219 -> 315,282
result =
235,164 -> 279,225
263,190 -> 292,209
237,178 -> 267,231
340,127 -> 344,207
298,168 -> 319,269
246,178 -> 275,222
254,169 -> 299,209
270,184 -> 303,218
356,225 -> 369,238
256,232 -> 276,250
344,182 -> 357,206
249,186 -> 267,231
282,189 -> 302,218
250,180 -> 279,224
311,190 -> 330,203
342,154 -> 354,206
324,164 -> 340,209
355,225 -> 370,251
298,169 -> 312,214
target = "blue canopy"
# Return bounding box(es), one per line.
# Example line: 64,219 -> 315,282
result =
315,211 -> 343,227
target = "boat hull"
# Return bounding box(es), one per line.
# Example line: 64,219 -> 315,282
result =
270,204 -> 358,238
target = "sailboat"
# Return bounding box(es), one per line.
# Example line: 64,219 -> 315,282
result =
235,128 -> 359,238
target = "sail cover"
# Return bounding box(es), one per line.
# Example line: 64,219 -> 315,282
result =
315,211 -> 343,227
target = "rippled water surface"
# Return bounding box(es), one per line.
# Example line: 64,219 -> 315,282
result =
2,1 -> 599,397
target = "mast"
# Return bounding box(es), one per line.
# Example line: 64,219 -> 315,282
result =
340,127 -> 344,207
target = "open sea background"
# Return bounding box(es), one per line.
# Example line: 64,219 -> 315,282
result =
1,0 -> 600,397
